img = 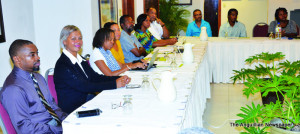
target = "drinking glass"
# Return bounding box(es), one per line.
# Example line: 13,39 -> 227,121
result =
141,75 -> 151,91
164,52 -> 170,63
170,57 -> 177,70
269,32 -> 274,40
123,95 -> 133,114
225,32 -> 228,38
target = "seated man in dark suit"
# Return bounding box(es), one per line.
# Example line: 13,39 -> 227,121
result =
0,39 -> 67,134
54,25 -> 131,114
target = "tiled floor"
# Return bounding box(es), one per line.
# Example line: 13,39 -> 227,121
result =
203,83 -> 263,134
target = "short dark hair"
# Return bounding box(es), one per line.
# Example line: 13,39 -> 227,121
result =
104,22 -> 117,29
275,7 -> 288,22
120,15 -> 131,25
134,14 -> 148,31
193,9 -> 201,15
9,39 -> 33,63
92,28 -> 114,48
228,8 -> 238,16
146,7 -> 156,13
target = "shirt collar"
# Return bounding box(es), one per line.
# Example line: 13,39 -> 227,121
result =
62,49 -> 85,65
136,29 -> 143,33
151,20 -> 158,25
13,66 -> 34,82
99,47 -> 110,54
121,30 -> 134,37
193,20 -> 204,27
227,21 -> 238,27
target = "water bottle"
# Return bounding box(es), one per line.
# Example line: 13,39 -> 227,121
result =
275,23 -> 281,40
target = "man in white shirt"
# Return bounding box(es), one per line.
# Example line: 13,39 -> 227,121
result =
147,7 -> 170,40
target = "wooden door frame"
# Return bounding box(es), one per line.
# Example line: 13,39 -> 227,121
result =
122,0 -> 135,19
144,0 -> 160,17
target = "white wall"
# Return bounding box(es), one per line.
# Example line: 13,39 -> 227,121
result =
220,0 -> 268,37
0,0 -> 99,85
134,0 -> 144,22
268,0 -> 300,23
32,0 -> 99,79
92,0 -> 100,35
0,0 -> 35,85
117,0 -> 123,22
184,0 -> 204,24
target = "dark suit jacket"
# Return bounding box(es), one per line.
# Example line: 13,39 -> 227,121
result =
54,53 -> 119,114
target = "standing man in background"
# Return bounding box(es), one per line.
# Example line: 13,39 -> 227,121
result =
147,7 -> 170,39
186,9 -> 212,37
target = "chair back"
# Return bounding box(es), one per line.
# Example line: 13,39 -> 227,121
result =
84,54 -> 90,65
45,68 -> 57,104
0,99 -> 17,134
253,22 -> 269,37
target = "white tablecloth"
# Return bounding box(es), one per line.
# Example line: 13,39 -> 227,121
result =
207,37 -> 300,83
62,39 -> 211,134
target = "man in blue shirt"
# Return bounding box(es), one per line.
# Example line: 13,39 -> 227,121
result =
1,39 -> 67,134
219,8 -> 247,37
119,15 -> 146,63
186,9 -> 212,37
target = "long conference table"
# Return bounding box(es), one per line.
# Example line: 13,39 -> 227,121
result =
207,37 -> 300,83
62,37 -> 300,133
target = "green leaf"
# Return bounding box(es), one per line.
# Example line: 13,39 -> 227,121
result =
236,103 -> 264,124
159,0 -> 190,35
231,52 -> 300,133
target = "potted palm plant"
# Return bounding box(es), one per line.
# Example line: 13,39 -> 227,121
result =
159,0 -> 190,36
231,52 -> 300,133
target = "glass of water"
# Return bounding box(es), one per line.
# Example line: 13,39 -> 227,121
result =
164,52 -> 170,63
123,95 -> 133,114
225,32 -> 228,38
170,57 -> 177,70
141,75 -> 151,91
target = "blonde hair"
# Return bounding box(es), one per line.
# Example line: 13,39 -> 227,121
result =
59,25 -> 81,49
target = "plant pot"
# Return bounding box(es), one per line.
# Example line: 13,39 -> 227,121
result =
261,91 -> 284,105
271,126 -> 300,134
261,78 -> 285,105
270,118 -> 300,134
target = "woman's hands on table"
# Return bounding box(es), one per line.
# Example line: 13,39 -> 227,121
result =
116,75 -> 131,88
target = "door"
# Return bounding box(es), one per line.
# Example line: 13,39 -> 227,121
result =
144,0 -> 159,17
204,0 -> 220,37
122,0 -> 135,19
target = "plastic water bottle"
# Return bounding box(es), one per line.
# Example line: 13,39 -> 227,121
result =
275,23 -> 281,39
